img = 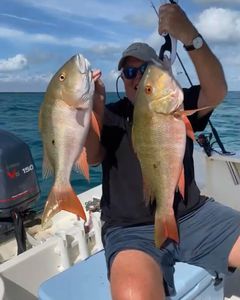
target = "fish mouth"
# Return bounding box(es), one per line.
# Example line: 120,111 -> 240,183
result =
76,54 -> 89,74
68,53 -> 94,105
76,54 -> 93,84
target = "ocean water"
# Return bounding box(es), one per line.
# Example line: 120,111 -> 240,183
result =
0,91 -> 239,213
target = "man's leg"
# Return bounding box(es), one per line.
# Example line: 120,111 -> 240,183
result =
228,236 -> 240,268
110,249 -> 165,300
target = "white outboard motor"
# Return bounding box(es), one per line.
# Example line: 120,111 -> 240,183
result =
0,129 -> 40,254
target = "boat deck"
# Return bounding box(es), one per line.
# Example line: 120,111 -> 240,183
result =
225,269 -> 240,299
1,151 -> 240,299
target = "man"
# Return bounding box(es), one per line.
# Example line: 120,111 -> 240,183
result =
87,3 -> 240,300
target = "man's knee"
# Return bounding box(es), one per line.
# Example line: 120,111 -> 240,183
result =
111,274 -> 164,300
110,249 -> 165,300
228,236 -> 240,268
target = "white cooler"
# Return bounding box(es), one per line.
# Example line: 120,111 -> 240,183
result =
38,250 -> 224,300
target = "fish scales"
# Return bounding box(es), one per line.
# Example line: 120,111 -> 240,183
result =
132,62 -> 186,247
39,54 -> 96,227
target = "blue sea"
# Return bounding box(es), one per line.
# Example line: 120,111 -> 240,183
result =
0,91 -> 239,213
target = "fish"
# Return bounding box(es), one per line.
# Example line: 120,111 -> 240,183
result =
39,54 -> 100,227
132,61 -> 192,248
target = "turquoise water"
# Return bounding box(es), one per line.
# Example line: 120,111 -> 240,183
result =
0,91 -> 239,213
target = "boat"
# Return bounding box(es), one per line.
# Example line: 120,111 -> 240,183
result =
0,132 -> 239,299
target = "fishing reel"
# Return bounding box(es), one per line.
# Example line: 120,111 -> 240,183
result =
196,133 -> 213,157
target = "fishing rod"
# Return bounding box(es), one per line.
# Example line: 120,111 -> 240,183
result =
149,0 -> 233,156
149,0 -> 192,84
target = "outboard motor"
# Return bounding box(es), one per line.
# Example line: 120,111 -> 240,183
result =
0,129 -> 40,254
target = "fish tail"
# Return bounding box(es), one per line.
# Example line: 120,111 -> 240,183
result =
41,185 -> 86,227
154,211 -> 179,248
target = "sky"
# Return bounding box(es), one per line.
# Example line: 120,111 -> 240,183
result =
0,0 -> 239,92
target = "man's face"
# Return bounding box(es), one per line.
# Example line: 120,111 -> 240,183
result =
121,57 -> 147,104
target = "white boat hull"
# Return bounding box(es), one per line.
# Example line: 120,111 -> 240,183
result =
0,149 -> 239,299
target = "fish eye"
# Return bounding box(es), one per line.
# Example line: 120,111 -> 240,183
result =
59,73 -> 66,81
145,85 -> 152,95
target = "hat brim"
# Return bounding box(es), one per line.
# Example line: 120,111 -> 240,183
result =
118,53 -> 161,70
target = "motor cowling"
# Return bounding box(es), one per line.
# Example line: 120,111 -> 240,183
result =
0,129 -> 40,218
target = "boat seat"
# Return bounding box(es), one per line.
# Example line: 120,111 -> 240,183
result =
38,250 -> 224,300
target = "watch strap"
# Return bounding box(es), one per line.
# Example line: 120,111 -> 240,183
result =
183,34 -> 203,51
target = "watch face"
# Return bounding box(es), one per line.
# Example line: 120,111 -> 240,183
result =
193,36 -> 203,49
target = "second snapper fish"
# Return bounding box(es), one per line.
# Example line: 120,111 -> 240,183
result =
39,54 -> 100,227
132,61 -> 194,248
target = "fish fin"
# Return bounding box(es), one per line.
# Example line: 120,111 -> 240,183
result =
175,106 -> 213,117
177,108 -> 214,141
56,96 -> 84,109
76,108 -> 87,127
181,115 -> 195,141
141,166 -> 155,203
41,185 -> 87,228
155,211 -> 179,248
42,145 -> 54,179
143,181 -> 155,203
75,147 -> 90,181
91,112 -> 100,138
177,166 -> 185,199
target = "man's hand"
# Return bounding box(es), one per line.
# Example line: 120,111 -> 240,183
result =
85,70 -> 106,166
158,4 -> 198,46
158,3 -> 227,116
92,70 -> 106,130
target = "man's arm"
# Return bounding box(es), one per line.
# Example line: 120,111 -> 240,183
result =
186,41 -> 227,117
85,71 -> 106,166
158,4 -> 227,117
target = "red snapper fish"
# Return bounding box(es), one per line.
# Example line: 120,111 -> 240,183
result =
39,54 -> 99,227
132,61 -> 194,248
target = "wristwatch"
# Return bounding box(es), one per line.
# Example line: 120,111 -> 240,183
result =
183,35 -> 204,51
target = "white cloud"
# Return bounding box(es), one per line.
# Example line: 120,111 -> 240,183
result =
107,69 -> 120,82
102,69 -> 121,92
0,26 -> 98,48
0,26 -> 125,53
145,30 -> 166,51
0,27 -> 24,39
1,1 -> 239,92
224,54 -> 240,65
0,54 -> 28,72
0,13 -> 55,26
123,13 -> 156,29
0,72 -> 52,92
195,8 -> 240,43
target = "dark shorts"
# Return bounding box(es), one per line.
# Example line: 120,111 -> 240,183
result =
103,199 -> 240,296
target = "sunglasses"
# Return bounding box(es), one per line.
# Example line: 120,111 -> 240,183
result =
122,62 -> 148,80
